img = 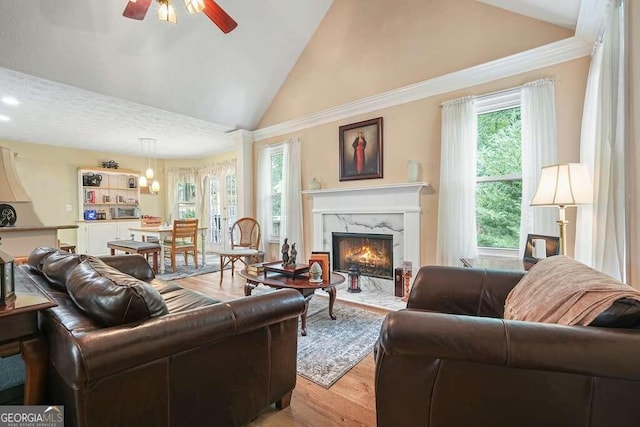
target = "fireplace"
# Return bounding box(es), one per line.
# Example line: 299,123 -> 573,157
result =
332,232 -> 393,279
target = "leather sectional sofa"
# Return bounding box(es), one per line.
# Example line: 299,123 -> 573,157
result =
375,262 -> 640,427
19,247 -> 306,427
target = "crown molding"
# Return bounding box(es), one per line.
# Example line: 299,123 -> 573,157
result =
252,36 -> 590,141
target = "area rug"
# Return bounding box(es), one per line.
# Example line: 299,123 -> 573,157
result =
253,285 -> 385,388
156,253 -> 222,280
297,298 -> 385,388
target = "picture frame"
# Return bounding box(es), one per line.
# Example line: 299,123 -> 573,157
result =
523,233 -> 560,263
310,251 -> 331,283
339,117 -> 383,181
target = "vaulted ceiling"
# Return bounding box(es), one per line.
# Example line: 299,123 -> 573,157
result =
0,0 -> 584,159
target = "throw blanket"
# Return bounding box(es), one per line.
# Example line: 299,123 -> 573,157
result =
504,256 -> 640,326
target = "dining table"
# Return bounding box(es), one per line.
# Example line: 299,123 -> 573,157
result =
129,225 -> 208,274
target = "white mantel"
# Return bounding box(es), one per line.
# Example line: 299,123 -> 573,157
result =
303,182 -> 432,275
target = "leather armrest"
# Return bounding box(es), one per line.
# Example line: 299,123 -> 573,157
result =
48,289 -> 306,385
407,266 -> 523,317
377,310 -> 640,381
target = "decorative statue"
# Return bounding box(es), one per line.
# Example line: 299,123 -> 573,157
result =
281,238 -> 290,266
309,261 -> 323,282
290,243 -> 297,266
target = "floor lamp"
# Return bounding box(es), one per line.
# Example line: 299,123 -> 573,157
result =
530,163 -> 593,256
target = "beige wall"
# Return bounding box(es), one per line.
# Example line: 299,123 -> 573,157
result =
254,0 -> 589,266
0,139 -> 166,245
259,0 -> 572,127
163,149 -> 236,169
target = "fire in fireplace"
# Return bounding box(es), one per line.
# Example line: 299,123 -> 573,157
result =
332,232 -> 393,279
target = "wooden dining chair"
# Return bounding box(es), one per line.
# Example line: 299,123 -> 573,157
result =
163,218 -> 199,272
141,216 -> 163,243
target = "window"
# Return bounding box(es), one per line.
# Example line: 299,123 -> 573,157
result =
269,147 -> 283,241
177,182 -> 196,219
476,92 -> 522,252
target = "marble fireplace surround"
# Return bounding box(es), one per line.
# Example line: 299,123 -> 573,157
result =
303,183 -> 432,309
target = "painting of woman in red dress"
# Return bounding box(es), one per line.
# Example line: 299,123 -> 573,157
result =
339,117 -> 383,181
352,131 -> 367,174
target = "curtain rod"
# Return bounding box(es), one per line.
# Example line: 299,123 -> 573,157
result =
439,78 -> 556,107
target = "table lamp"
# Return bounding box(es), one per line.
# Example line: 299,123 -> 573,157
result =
530,163 -> 593,255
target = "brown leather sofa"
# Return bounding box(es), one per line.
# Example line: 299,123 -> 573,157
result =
375,265 -> 640,427
19,248 -> 306,427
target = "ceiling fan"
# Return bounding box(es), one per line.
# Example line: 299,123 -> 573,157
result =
122,0 -> 238,33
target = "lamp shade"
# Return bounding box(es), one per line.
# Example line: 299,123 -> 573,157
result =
0,146 -> 31,202
530,163 -> 593,207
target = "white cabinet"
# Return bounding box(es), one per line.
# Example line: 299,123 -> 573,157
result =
115,220 -> 141,240
78,222 -> 117,256
77,220 -> 141,255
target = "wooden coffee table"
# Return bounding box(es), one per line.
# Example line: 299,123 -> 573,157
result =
239,269 -> 345,336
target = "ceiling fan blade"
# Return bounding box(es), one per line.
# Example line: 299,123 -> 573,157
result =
203,0 -> 238,33
123,0 -> 153,20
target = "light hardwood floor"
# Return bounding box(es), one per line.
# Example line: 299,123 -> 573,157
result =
175,271 -> 385,426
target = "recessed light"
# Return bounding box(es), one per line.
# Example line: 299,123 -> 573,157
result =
0,115 -> 11,122
1,97 -> 19,106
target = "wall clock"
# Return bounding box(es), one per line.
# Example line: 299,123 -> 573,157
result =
0,204 -> 17,227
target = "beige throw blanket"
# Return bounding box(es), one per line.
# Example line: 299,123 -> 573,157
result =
504,256 -> 640,326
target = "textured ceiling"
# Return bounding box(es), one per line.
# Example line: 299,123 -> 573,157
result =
0,0 -> 333,158
0,67 -> 233,158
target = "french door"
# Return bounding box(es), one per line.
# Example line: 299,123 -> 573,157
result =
205,174 -> 237,253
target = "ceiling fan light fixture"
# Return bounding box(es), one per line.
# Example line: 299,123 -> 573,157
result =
184,0 -> 205,14
158,0 -> 177,24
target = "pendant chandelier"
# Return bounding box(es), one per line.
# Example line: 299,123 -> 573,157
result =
139,138 -> 160,192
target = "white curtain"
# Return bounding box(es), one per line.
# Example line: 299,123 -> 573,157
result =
281,138 -> 304,259
256,146 -> 271,253
575,0 -> 627,280
436,97 -> 478,266
519,78 -> 559,255
575,44 -> 603,265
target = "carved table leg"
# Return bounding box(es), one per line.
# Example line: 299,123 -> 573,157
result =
300,296 -> 311,336
21,336 -> 49,405
323,286 -> 337,320
244,281 -> 256,296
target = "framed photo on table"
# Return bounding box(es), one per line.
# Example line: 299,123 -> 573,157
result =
339,117 -> 383,181
309,251 -> 330,283
523,234 -> 560,263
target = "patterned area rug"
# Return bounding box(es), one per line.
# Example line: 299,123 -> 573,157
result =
156,253 -> 222,280
253,285 -> 385,388
297,298 -> 385,388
